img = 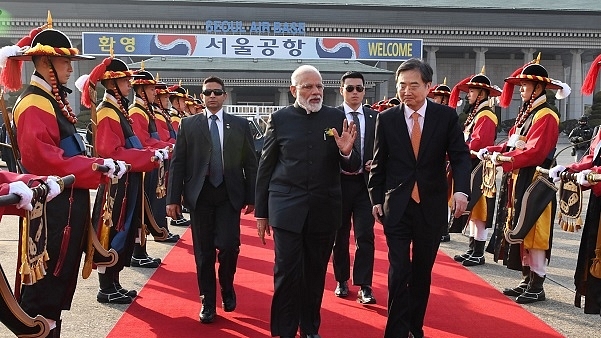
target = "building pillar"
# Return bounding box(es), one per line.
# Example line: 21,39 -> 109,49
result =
225,88 -> 234,105
376,61 -> 388,103
424,47 -> 439,84
570,49 -> 584,120
563,66 -> 571,121
474,47 -> 488,74
278,88 -> 290,106
522,48 -> 537,64
69,61 -> 80,116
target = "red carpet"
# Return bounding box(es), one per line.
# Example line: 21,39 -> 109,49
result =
108,214 -> 563,338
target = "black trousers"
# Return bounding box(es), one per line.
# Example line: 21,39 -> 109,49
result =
270,225 -> 336,337
20,189 -> 89,320
332,174 -> 375,286
189,179 -> 240,308
384,199 -> 443,338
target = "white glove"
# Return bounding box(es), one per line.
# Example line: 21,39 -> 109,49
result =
548,165 -> 566,183
9,181 -> 33,211
45,176 -> 61,202
159,147 -> 170,160
102,158 -> 116,178
114,160 -> 127,180
476,148 -> 489,160
154,149 -> 165,162
577,170 -> 593,187
491,152 -> 502,166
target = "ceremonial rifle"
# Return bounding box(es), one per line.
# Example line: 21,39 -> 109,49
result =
0,175 -> 74,206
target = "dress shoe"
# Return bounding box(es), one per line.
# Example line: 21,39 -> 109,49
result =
303,334 -> 322,338
222,289 -> 237,312
199,305 -> 216,323
131,256 -> 161,268
334,280 -> 349,298
97,287 -> 133,304
155,232 -> 180,243
357,286 -> 376,304
408,332 -> 424,338
170,216 -> 191,226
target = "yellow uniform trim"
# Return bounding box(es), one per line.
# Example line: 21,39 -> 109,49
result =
129,106 -> 150,122
14,94 -> 56,126
474,109 -> 498,126
97,106 -> 121,123
532,107 -> 559,125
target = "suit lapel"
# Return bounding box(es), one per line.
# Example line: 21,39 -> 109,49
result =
396,104 -> 416,162
364,108 -> 376,158
197,113 -> 211,143
417,103 -> 437,161
222,113 -> 232,147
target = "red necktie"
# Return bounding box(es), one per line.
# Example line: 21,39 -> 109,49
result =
411,112 -> 421,203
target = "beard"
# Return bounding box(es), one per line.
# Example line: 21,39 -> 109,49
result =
297,95 -> 323,113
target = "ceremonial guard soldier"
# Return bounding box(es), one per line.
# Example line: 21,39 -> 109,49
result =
479,56 -> 570,304
153,78 -> 177,143
428,79 -> 451,106
0,19 -> 124,336
79,56 -> 166,303
168,84 -> 188,132
129,69 -> 180,243
549,53 -> 601,314
449,70 -> 500,266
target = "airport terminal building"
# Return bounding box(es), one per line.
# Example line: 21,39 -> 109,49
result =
1,1 -> 601,122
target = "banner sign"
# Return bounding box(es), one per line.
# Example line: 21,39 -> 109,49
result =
82,32 -> 423,61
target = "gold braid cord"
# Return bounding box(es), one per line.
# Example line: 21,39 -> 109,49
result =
156,161 -> 166,198
481,159 -> 497,198
557,180 -> 583,232
99,177 -> 118,248
20,189 -> 49,286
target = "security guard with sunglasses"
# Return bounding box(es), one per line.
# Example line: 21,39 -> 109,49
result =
167,76 -> 257,324
332,71 -> 378,305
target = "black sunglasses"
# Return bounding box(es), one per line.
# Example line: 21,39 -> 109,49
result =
344,85 -> 364,93
202,89 -> 225,96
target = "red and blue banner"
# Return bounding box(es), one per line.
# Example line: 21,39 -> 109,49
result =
82,32 -> 422,61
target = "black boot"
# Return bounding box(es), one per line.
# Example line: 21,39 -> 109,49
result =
114,271 -> 137,298
462,240 -> 486,266
454,237 -> 474,262
97,271 -> 133,304
131,243 -> 161,268
503,266 -> 531,297
516,272 -> 546,304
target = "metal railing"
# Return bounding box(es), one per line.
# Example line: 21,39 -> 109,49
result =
225,105 -> 285,119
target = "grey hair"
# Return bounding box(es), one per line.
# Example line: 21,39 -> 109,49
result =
291,65 -> 321,86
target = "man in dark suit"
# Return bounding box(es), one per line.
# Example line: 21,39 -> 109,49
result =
369,58 -> 471,338
332,71 -> 378,305
255,65 -> 360,338
1,108 -> 17,172
166,76 -> 257,324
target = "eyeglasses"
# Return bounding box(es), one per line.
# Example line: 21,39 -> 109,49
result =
202,89 -> 225,96
343,85 -> 364,93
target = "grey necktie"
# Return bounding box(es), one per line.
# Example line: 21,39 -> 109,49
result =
351,111 -> 362,161
209,115 -> 223,187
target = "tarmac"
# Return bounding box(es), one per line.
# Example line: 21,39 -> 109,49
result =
1,134 -> 601,337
